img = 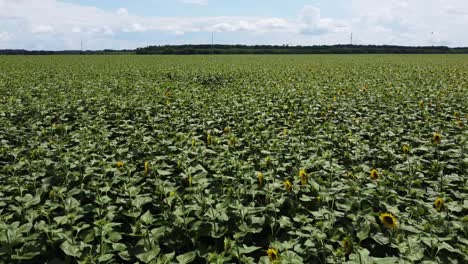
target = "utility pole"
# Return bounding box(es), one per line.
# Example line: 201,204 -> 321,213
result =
350,32 -> 353,45
81,40 -> 83,54
211,32 -> 214,54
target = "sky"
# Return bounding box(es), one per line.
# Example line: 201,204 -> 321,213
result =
0,0 -> 467,50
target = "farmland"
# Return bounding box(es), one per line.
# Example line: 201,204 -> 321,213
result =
0,55 -> 467,263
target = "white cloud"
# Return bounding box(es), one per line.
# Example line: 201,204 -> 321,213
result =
71,27 -> 82,33
349,0 -> 468,46
123,23 -> 147,33
207,17 -> 295,33
297,5 -> 349,35
116,8 -> 128,16
90,26 -> 114,36
32,24 -> 54,34
298,5 -> 321,26
0,31 -> 12,42
179,0 -> 208,5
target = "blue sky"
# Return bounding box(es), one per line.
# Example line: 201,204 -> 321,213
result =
0,0 -> 467,50
62,0 -> 348,18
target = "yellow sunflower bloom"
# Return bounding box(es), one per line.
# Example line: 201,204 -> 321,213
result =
432,133 -> 442,144
267,248 -> 279,262
342,238 -> 352,254
402,144 -> 410,154
258,172 -> 264,187
434,197 -> 444,211
370,169 -> 379,180
229,136 -> 236,146
284,180 -> 292,192
49,190 -> 56,199
144,161 -> 149,175
454,111 -> 460,119
116,161 -> 124,168
379,213 -> 398,230
299,168 -> 307,185
418,100 -> 424,108
207,132 -> 212,145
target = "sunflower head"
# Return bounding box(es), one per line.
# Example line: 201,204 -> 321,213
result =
144,161 -> 149,175
418,100 -> 424,108
258,172 -> 264,187
224,238 -> 233,251
454,111 -> 460,119
402,144 -> 410,154
223,126 -> 230,133
432,133 -> 442,144
283,128 -> 288,135
116,161 -> 124,168
299,168 -> 307,185
346,171 -> 356,180
370,169 -> 379,180
284,180 -> 292,192
264,156 -> 271,166
342,238 -> 352,254
229,136 -> 236,146
379,213 -> 398,230
267,248 -> 279,262
49,189 -> 56,199
463,216 -> 468,223
434,197 -> 444,211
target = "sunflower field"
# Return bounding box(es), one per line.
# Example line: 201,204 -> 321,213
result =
0,55 -> 467,263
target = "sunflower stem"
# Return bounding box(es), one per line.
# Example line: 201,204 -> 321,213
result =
436,144 -> 444,193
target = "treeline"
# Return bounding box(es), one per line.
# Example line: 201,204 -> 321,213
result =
0,49 -> 135,55
136,44 -> 468,54
2,45 -> 468,55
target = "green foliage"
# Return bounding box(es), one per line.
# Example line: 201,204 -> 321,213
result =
135,45 -> 468,54
0,55 -> 467,263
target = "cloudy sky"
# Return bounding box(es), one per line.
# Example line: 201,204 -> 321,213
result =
0,0 -> 467,50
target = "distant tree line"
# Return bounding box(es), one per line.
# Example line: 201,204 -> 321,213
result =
136,45 -> 468,54
2,45 -> 468,55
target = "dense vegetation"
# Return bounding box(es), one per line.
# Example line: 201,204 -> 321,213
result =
0,55 -> 467,263
2,45 -> 468,55
135,45 -> 468,55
